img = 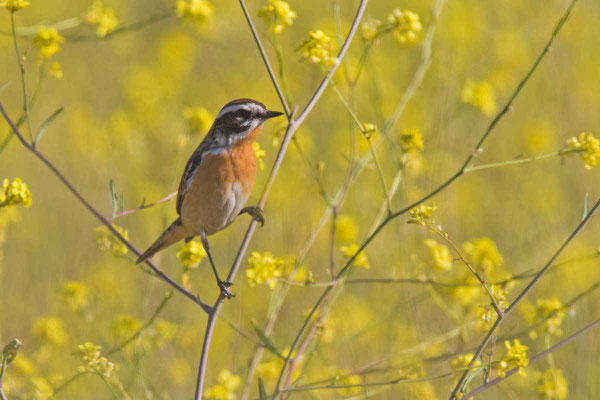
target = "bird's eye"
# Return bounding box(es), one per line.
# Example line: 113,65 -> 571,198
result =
237,110 -> 251,119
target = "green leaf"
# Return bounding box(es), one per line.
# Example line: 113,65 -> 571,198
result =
582,192 -> 589,221
250,320 -> 284,359
33,107 -> 63,146
258,378 -> 267,400
109,180 -> 118,216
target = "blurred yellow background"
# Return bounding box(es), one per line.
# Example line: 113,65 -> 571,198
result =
1,0 -> 599,399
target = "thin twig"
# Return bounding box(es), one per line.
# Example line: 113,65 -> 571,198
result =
450,198 -> 599,398
462,319 -> 600,399
108,191 -> 177,221
193,2 -> 369,399
0,104 -> 212,314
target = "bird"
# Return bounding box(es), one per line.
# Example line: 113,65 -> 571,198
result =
136,98 -> 284,298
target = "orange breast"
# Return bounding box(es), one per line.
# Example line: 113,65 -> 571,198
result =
179,125 -> 261,235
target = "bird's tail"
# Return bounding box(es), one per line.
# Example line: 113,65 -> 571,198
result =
136,218 -> 187,264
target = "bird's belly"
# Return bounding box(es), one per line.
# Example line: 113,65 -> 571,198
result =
180,151 -> 254,236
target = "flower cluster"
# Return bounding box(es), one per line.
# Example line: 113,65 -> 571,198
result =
387,9 -> 422,44
407,203 -> 436,226
32,316 -> 68,345
335,370 -> 362,396
1,0 -> 29,12
1,178 -> 32,208
112,314 -> 142,342
298,30 -> 339,67
204,369 -> 241,400
336,214 -> 359,244
531,297 -> 566,338
450,353 -> 479,370
61,281 -> 89,312
474,284 -> 509,331
253,142 -> 266,170
95,224 -> 129,256
561,132 -> 600,170
360,18 -> 383,41
400,129 -> 425,172
400,129 -> 424,153
34,27 -> 65,59
461,80 -> 498,116
536,368 -> 568,400
184,106 -> 214,135
361,122 -> 377,138
84,0 -> 119,38
496,339 -> 528,377
49,61 -> 63,79
462,237 -> 503,271
75,342 -> 118,378
176,0 -> 214,25
177,240 -> 207,270
424,239 -> 452,271
258,0 -> 296,34
341,243 -> 370,269
246,251 -> 291,289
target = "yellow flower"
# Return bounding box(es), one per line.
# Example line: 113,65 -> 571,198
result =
75,342 -> 118,378
34,27 -> 65,59
361,18 -> 382,41
424,239 -> 452,271
362,122 -> 377,138
153,320 -> 178,348
400,129 -> 424,153
473,285 -> 509,331
204,369 -> 241,400
30,376 -> 53,400
49,62 -> 63,79
183,106 -> 214,135
61,281 -> 89,312
95,224 -> 129,256
253,142 -> 266,170
461,80 -> 498,116
84,0 -> 119,38
387,9 -> 422,44
176,0 -> 214,25
341,243 -> 369,269
335,370 -> 362,396
112,314 -> 142,341
32,316 -> 68,345
535,297 -> 566,337
451,353 -> 479,370
1,0 -> 29,12
246,251 -> 290,288
497,339 -> 528,377
258,0 -> 296,34
407,203 -> 436,226
1,178 -> 32,208
561,132 -> 600,170
536,368 -> 568,400
336,214 -> 359,244
177,240 -> 207,270
462,237 -> 503,271
298,30 -> 339,67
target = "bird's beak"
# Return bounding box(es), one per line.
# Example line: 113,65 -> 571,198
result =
263,110 -> 284,119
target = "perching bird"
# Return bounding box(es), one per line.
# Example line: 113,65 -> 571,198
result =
136,99 -> 284,298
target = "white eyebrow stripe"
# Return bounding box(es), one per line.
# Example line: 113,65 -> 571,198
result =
216,103 -> 263,119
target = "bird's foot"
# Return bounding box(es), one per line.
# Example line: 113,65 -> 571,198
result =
241,206 -> 264,227
218,280 -> 235,299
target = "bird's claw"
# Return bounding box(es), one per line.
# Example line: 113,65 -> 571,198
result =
218,280 -> 235,299
242,206 -> 264,227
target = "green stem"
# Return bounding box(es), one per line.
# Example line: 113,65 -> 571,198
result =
464,151 -> 561,173
326,74 -> 393,212
10,12 -> 34,144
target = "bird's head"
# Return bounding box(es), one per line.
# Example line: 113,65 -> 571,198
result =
212,98 -> 283,141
